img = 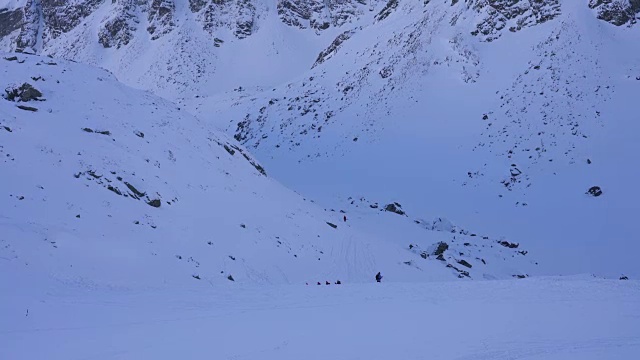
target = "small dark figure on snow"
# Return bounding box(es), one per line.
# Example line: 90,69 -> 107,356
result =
375,272 -> 383,283
326,281 -> 331,285
317,282 -> 321,285
343,215 -> 347,222
336,280 -> 341,285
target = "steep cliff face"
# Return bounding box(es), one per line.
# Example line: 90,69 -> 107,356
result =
190,0 -> 262,40
98,0 -> 138,49
468,0 -> 562,42
278,0 -> 371,31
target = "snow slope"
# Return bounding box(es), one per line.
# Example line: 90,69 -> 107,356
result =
0,53 -> 537,290
1,2 -> 638,279
191,0 -> 640,278
1,276 -> 639,359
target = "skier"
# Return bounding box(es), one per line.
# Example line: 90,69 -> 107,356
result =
335,280 -> 342,285
343,215 -> 347,222
326,281 -> 331,285
375,272 -> 383,283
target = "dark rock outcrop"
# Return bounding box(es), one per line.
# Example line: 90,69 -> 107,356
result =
469,0 -> 562,42
384,202 -> 405,215
433,241 -> 449,256
590,0 -> 640,26
4,83 -> 42,102
313,29 -> 355,68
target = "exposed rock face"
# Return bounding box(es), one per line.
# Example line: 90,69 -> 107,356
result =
42,0 -> 105,40
468,0 -> 562,42
0,8 -> 23,39
313,29 -> 355,68
589,0 -> 640,26
147,0 -> 175,40
190,0 -> 260,40
278,0 -> 368,31
375,0 -> 398,22
16,0 -> 40,51
98,0 -> 138,48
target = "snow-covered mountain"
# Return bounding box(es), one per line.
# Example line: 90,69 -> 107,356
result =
1,53 -> 539,291
1,2 -> 639,359
0,0 -> 638,280
193,1 -> 639,277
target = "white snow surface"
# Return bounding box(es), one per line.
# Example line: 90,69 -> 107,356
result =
1,276 -> 639,359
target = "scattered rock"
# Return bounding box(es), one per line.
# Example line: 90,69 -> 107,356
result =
457,259 -> 472,268
192,275 -> 201,280
620,275 -> 629,280
326,222 -> 337,229
513,274 -> 528,279
227,275 -> 235,281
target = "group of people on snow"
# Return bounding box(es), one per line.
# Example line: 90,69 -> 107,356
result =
305,272 -> 383,285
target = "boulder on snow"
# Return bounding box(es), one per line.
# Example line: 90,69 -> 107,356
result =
384,202 -> 405,215
498,240 -> 519,249
4,83 -> 42,102
586,186 -> 603,197
17,104 -> 38,112
147,199 -> 161,208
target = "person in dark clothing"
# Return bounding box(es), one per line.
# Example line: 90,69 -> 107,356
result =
375,272 -> 382,283
336,280 -> 341,285
326,281 -> 331,285
343,215 -> 347,222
